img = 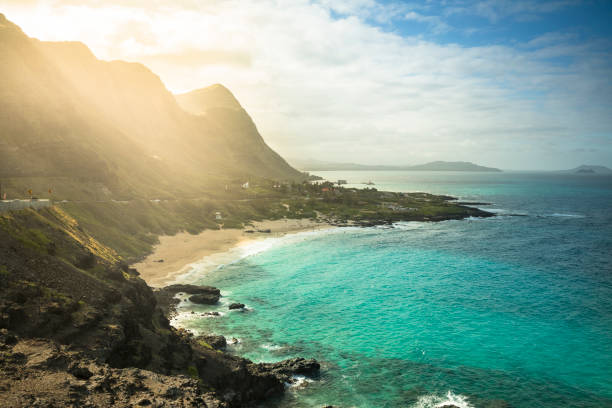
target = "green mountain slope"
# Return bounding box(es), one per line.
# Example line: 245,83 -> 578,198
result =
175,85 -> 300,185
0,14 -> 304,200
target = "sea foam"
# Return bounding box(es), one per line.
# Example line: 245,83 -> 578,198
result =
412,391 -> 474,408
172,226 -> 343,284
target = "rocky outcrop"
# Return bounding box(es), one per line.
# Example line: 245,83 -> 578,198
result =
228,303 -> 245,310
0,208 -> 320,407
189,293 -> 220,305
153,284 -> 221,317
197,334 -> 227,350
257,358 -> 321,383
0,333 -> 227,408
163,284 -> 221,297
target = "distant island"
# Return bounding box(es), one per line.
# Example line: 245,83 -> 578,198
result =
560,165 -> 612,174
290,159 -> 502,172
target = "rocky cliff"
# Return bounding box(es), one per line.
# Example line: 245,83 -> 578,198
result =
0,207 -> 319,407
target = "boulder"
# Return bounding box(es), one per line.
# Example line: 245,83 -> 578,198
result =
228,303 -> 245,310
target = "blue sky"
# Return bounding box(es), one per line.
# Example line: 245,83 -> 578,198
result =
3,0 -> 612,169
352,0 -> 612,46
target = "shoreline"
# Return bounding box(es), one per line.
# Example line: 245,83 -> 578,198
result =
132,219 -> 332,287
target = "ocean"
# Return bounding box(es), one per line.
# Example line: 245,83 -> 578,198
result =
173,171 -> 612,408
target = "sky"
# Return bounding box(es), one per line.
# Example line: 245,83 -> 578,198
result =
2,0 -> 612,170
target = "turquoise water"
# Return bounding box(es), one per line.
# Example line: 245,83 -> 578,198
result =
176,172 -> 612,407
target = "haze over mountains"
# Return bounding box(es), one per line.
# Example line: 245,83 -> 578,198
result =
290,159 -> 502,172
562,165 -> 612,174
0,14 -> 303,200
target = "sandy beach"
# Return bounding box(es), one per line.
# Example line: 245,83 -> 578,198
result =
132,219 -> 331,287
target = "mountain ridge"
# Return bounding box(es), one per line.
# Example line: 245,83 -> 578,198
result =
0,14 -> 305,200
562,165 -> 612,174
289,159 -> 502,172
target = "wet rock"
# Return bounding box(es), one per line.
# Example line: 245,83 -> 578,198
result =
257,357 -> 320,383
163,284 -> 220,297
190,293 -> 220,305
228,303 -> 245,310
161,284 -> 221,305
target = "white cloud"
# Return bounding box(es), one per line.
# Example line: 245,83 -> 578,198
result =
2,0 -> 611,169
404,11 -> 451,34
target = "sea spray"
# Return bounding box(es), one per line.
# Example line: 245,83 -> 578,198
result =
412,391 -> 474,408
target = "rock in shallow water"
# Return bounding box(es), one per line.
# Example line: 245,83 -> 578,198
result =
228,303 -> 245,310
257,357 -> 321,383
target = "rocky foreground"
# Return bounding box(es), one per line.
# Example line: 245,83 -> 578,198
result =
0,208 -> 320,407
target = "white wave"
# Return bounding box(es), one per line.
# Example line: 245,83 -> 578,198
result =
227,337 -> 241,345
548,213 -> 585,218
412,391 -> 475,408
478,207 -> 507,213
392,221 -> 429,230
285,374 -> 314,389
465,216 -> 490,221
172,227 -> 342,284
260,343 -> 282,351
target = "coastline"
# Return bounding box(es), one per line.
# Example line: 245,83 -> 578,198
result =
132,218 -> 332,287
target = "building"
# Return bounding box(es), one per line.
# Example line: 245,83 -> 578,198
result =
0,199 -> 52,212
215,211 -> 222,220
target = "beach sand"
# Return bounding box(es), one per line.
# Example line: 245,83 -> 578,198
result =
132,219 -> 331,287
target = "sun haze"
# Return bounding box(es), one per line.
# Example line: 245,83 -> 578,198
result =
3,0 -> 612,169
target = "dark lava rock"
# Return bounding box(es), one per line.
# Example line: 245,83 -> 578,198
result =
197,334 -> 227,350
258,357 -> 320,383
69,365 -> 93,380
165,285 -> 221,304
163,284 -> 221,296
189,293 -> 220,305
156,284 -> 221,315
228,303 -> 245,310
